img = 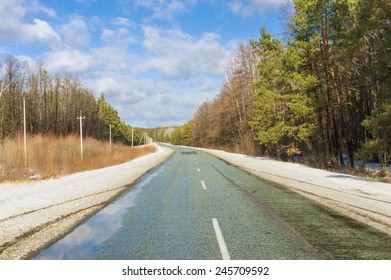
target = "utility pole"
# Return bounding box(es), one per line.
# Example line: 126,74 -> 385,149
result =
138,133 -> 144,146
23,96 -> 27,166
109,124 -> 112,154
77,111 -> 85,161
131,127 -> 134,148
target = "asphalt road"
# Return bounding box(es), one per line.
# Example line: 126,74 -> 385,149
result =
35,145 -> 391,260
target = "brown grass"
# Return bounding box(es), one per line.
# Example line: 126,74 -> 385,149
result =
0,134 -> 156,182
319,163 -> 391,184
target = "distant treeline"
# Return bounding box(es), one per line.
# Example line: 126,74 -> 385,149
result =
0,56 -> 145,145
163,0 -> 391,168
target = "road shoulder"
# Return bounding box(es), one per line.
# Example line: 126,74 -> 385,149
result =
197,147 -> 391,236
0,144 -> 174,260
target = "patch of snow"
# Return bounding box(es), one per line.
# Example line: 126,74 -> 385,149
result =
198,147 -> 391,235
0,144 -> 173,259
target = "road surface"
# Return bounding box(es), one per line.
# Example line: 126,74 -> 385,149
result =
35,146 -> 391,260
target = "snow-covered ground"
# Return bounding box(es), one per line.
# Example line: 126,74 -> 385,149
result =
199,148 -> 391,236
1,143 -> 391,259
0,144 -> 173,260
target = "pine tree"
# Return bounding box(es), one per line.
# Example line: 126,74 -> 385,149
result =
249,28 -> 317,160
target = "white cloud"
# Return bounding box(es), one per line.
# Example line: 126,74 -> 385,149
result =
60,15 -> 90,48
45,45 -> 136,74
46,49 -> 93,73
141,26 -> 234,79
101,27 -> 137,47
52,25 -> 235,127
112,17 -> 135,28
81,65 -> 224,127
0,0 -> 59,44
228,0 -> 286,17
0,0 -> 241,127
91,47 -> 134,72
229,0 -> 253,17
122,0 -> 198,20
24,18 -> 60,43
29,0 -> 57,18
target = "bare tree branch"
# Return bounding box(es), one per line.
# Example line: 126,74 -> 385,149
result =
0,82 -> 11,97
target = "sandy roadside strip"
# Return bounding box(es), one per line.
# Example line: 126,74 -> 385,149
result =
0,144 -> 173,260
198,147 -> 391,236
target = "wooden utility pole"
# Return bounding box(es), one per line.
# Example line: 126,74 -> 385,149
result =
109,124 -> 112,154
77,111 -> 85,161
138,133 -> 144,146
23,96 -> 27,166
131,127 -> 134,148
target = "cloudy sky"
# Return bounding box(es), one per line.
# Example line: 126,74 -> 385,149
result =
0,0 -> 286,127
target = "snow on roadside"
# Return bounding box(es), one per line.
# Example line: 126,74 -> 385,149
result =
0,144 -> 173,259
2,143 -> 391,259
198,147 -> 391,235
0,144 -> 172,219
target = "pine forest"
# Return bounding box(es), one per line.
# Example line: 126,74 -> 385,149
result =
165,0 -> 391,171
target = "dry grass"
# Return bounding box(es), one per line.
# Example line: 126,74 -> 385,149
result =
0,134 -> 156,182
316,161 -> 391,184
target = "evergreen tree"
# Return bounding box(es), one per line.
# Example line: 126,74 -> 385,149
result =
250,28 -> 316,160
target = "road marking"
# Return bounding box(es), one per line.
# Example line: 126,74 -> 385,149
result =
196,161 -> 198,165
201,180 -> 207,190
197,168 -> 200,173
212,218 -> 230,260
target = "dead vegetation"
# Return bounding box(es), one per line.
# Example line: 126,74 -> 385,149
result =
329,164 -> 391,184
0,134 -> 156,182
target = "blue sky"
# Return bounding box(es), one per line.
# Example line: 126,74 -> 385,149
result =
0,0 -> 287,127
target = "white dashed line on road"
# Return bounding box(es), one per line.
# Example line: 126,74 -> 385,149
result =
201,180 -> 207,190
212,218 -> 230,260
197,168 -> 200,173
